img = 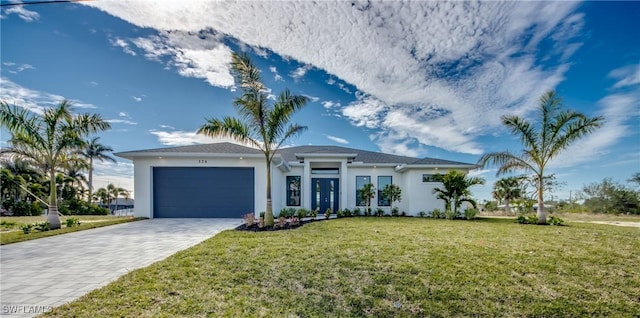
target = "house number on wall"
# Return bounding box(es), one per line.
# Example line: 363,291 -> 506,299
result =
198,159 -> 208,163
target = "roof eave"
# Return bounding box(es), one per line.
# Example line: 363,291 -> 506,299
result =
115,152 -> 267,160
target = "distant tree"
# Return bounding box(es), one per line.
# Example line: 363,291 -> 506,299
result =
433,170 -> 485,217
0,100 -> 110,229
79,137 -> 116,203
492,177 -> 523,214
197,53 -> 309,226
106,183 -> 129,212
359,183 -> 376,213
382,184 -> 402,213
581,178 -> 639,215
629,172 -> 640,187
478,91 -> 603,224
93,187 -> 109,205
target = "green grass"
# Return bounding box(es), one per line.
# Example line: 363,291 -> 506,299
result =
44,218 -> 639,317
1,216 -> 145,245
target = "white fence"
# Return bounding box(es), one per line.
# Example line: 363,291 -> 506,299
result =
113,208 -> 134,216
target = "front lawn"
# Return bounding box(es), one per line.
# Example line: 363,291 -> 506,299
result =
1,216 -> 144,245
44,218 -> 639,317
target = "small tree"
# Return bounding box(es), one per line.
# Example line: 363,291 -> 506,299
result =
359,183 -> 376,213
492,176 -> 523,214
382,184 -> 402,213
433,170 -> 485,218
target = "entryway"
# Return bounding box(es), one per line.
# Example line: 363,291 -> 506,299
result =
311,178 -> 339,212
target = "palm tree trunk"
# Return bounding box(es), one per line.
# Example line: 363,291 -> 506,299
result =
265,159 -> 274,226
88,157 -> 93,203
537,177 -> 546,224
47,169 -> 61,230
505,199 -> 511,214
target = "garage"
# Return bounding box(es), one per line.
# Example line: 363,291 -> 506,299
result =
152,167 -> 254,218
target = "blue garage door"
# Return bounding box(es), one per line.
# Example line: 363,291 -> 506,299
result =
153,167 -> 254,218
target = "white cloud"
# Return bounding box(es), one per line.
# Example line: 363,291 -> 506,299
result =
149,129 -> 218,146
322,100 -> 340,109
109,37 -> 136,56
83,1 -> 583,155
159,124 -> 175,129
118,112 -> 129,117
290,64 -> 312,81
609,64 -> 640,89
89,81 -> 99,86
0,78 -> 96,114
132,96 -> 143,102
551,63 -> 640,168
129,31 -> 234,88
269,66 -> 283,81
326,135 -> 349,144
2,3 -> 40,22
107,119 -> 137,125
303,94 -> 320,103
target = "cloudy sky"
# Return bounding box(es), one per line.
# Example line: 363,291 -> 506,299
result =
1,0 -> 638,200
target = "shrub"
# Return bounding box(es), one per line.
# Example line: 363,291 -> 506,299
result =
275,216 -> 287,228
65,217 -> 80,228
444,209 -> 457,220
21,224 -> 34,234
431,209 -> 443,219
364,208 -> 371,216
464,208 -> 478,220
376,208 -> 384,217
517,214 -> 541,225
336,210 -> 344,218
343,208 -> 352,217
296,208 -> 307,219
30,201 -> 44,216
418,211 -> 426,218
278,208 -> 296,218
290,216 -> 300,225
308,209 -> 319,218
243,213 -> 255,226
324,208 -> 332,219
548,215 -> 565,226
35,221 -> 50,232
391,207 -> 399,217
352,208 -> 361,216
11,201 -> 32,216
259,211 -> 266,218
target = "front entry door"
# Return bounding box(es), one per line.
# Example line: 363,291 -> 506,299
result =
311,178 -> 339,213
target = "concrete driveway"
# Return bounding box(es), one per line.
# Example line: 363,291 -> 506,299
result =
0,218 -> 241,317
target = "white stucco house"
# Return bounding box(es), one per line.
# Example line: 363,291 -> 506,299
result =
116,142 -> 477,218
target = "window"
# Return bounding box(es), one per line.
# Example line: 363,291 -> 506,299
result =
422,174 -> 439,182
286,176 -> 301,206
378,176 -> 392,206
355,176 -> 371,206
312,168 -> 339,174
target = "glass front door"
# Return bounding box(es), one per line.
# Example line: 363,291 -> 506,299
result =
311,178 -> 339,213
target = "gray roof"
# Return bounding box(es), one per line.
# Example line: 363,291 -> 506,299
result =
116,142 -> 475,167
116,142 -> 262,157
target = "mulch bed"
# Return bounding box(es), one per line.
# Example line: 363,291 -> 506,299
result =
234,218 -> 328,232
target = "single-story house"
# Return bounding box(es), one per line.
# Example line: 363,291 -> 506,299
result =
116,142 -> 477,218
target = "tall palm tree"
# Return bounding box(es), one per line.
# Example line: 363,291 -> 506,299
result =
79,137 -> 116,203
0,100 -> 111,229
478,91 -> 603,224
433,170 -> 485,217
197,53 -> 309,226
492,176 -> 523,214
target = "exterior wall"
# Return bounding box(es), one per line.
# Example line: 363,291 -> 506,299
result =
345,166 -> 408,213
131,156 -> 266,218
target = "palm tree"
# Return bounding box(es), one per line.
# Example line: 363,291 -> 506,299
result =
0,100 -> 111,229
359,183 -> 376,214
197,53 -> 309,226
382,184 -> 402,213
478,91 -> 603,224
492,177 -> 523,214
433,170 -> 485,217
79,137 -> 116,203
93,187 -> 109,206
106,183 -> 129,212
60,154 -> 89,200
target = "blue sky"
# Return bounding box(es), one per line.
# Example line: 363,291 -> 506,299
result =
1,1 -> 638,201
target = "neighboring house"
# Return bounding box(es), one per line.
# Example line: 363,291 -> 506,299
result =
116,142 -> 477,218
98,198 -> 134,211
